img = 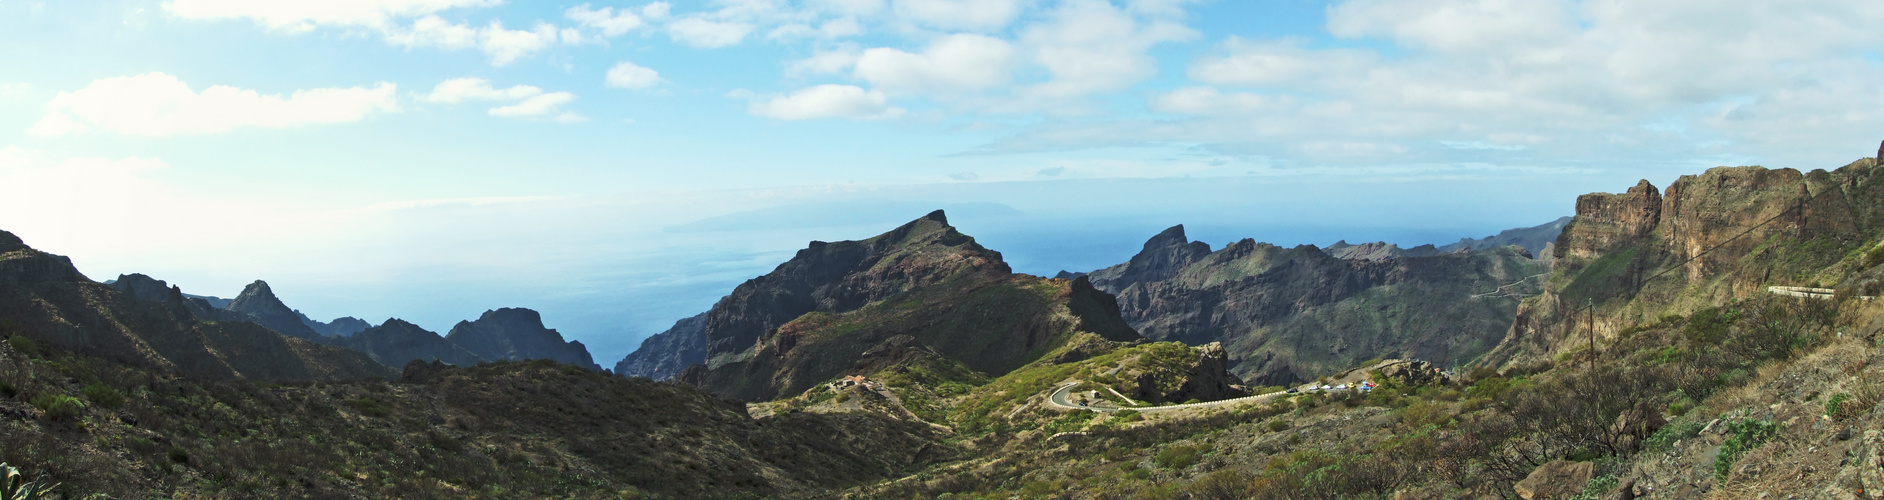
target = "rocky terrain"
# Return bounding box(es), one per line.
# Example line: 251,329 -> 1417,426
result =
613,312 -> 705,380
445,308 -> 603,371
1084,224 -> 1548,385
226,280 -> 325,340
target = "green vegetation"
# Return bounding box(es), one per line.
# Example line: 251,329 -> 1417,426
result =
27,394 -> 82,421
81,382 -> 123,409
1154,443 -> 1209,470
1713,419 -> 1778,479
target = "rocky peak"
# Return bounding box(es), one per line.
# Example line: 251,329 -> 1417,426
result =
227,280 -> 323,340
341,318 -> 485,367
0,230 -> 25,254
614,312 -> 708,380
700,210 -> 1009,365
444,307 -> 602,370
109,273 -> 175,302
1087,224 -> 1213,291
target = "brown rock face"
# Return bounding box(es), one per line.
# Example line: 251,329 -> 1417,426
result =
1513,459 -> 1593,500
1555,180 -> 1662,261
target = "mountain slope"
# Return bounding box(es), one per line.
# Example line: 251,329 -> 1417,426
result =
613,312 -> 706,380
444,308 -> 603,370
0,230 -> 393,381
675,210 -> 1142,401
1086,224 -> 1547,384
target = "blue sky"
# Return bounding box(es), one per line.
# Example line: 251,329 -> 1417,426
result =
5,0 -> 1883,364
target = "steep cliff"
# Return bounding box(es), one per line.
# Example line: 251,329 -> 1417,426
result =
1486,159 -> 1884,368
0,231 -> 393,381
676,210 -> 1142,401
613,312 -> 706,380
1086,225 -> 1547,385
444,307 -> 602,370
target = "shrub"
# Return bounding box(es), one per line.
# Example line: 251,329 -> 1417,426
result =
1684,307 -> 1733,345
1825,393 -> 1852,419
1666,400 -> 1690,417
1267,419 -> 1290,432
167,446 -> 190,464
1154,443 -> 1208,470
1864,245 -> 1884,269
349,397 -> 391,418
82,383 -> 124,409
1714,419 -> 1778,479
1,462 -> 60,500
28,394 -> 83,421
5,337 -> 37,358
1643,419 -> 1703,450
0,382 -> 15,399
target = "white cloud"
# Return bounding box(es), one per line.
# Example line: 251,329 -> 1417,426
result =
1151,86 -> 1294,115
854,33 -> 1017,95
490,92 -> 576,117
28,72 -> 397,138
749,84 -> 904,120
1189,37 -> 1377,87
1022,0 -> 1197,98
383,17 -> 567,65
891,0 -> 1022,31
421,78 -> 542,103
163,0 -> 501,32
423,77 -> 582,121
788,46 -> 863,76
641,2 -> 672,19
1326,0 -> 1576,54
477,21 -> 562,65
606,61 -> 663,89
566,4 -> 645,36
668,17 -> 753,48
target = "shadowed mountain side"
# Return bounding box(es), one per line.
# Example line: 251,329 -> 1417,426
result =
0,231 -> 394,381
335,319 -> 485,368
614,312 -> 706,380
1087,225 -> 1547,385
672,210 -> 1142,401
445,307 -> 603,370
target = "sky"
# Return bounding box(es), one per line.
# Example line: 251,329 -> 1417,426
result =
4,0 -> 1883,365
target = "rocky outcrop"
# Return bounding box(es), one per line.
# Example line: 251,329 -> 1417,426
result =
0,230 -> 394,381
445,308 -> 602,370
226,280 -> 323,340
613,312 -> 706,380
1087,229 -> 1547,385
1514,459 -> 1593,499
336,319 -> 485,368
107,273 -> 275,325
676,211 -> 1141,401
1137,342 -> 1247,403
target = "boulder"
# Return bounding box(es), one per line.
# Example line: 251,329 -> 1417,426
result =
1514,459 -> 1593,500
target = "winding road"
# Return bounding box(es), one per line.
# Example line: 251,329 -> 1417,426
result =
1043,359 -> 1410,414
